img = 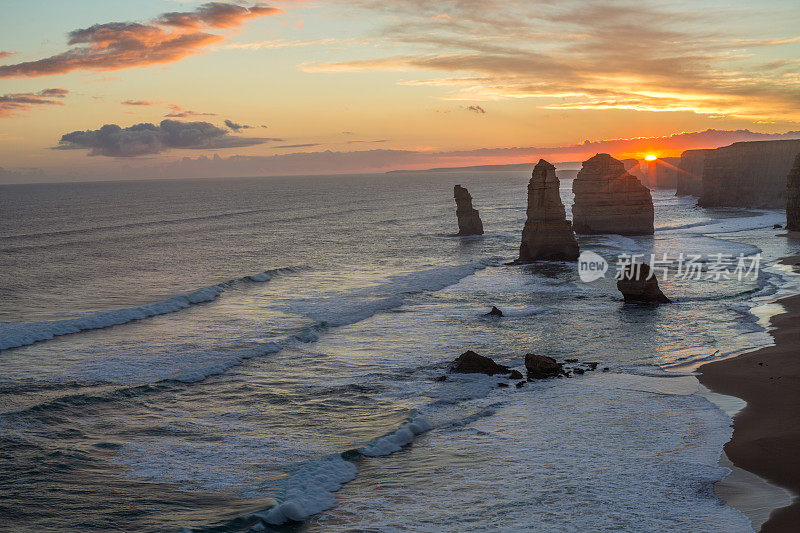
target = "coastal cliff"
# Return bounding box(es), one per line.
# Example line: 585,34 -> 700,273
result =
453,185 -> 484,235
787,152 -> 800,231
698,140 -> 800,208
517,159 -> 579,262
675,149 -> 710,197
572,153 -> 654,235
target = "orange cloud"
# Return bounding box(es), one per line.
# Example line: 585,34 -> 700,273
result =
0,88 -> 69,117
0,3 -> 281,78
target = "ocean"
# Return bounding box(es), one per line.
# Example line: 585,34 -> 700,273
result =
1,172 -> 798,532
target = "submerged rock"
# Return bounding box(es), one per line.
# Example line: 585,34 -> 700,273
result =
572,154 -> 654,235
787,152 -> 800,231
616,263 -> 670,303
508,369 -> 523,380
524,353 -> 563,379
485,306 -> 504,317
517,159 -> 580,262
453,185 -> 484,236
449,350 -> 509,375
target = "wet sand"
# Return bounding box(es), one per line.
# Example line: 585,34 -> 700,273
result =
698,255 -> 800,532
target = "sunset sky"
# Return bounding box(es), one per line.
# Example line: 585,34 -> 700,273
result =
1,0 -> 800,181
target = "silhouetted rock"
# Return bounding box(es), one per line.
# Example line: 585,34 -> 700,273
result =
676,149 -> 710,196
524,353 -> 563,379
787,152 -> 800,231
616,263 -> 670,303
698,140 -> 800,208
641,157 -> 681,189
435,375 -> 447,382
572,154 -> 654,235
774,224 -> 784,229
453,185 -> 484,235
573,367 -> 585,375
485,306 -> 504,317
449,350 -> 508,375
517,159 -> 580,262
515,381 -> 526,388
498,382 -> 509,388
508,369 -> 523,380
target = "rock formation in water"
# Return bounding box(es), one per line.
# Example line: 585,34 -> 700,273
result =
787,152 -> 800,231
640,157 -> 681,189
616,263 -> 670,303
517,159 -> 580,262
524,353 -> 564,379
484,306 -> 504,317
698,140 -> 800,208
449,350 -> 509,375
453,185 -> 484,236
675,149 -> 710,196
572,154 -> 654,235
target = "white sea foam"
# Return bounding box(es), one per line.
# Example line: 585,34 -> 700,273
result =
0,269 -> 283,351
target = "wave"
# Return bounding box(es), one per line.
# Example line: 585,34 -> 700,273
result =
0,267 -> 297,352
196,414 -> 432,531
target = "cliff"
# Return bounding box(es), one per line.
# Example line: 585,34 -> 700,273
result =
787,152 -> 800,231
698,140 -> 800,208
572,154 -> 654,235
453,185 -> 484,235
675,149 -> 710,197
517,159 -> 580,262
640,157 -> 681,189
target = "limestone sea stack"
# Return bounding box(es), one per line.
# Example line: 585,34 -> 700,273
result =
453,185 -> 484,235
616,263 -> 670,303
517,159 -> 580,262
572,154 -> 654,235
787,152 -> 800,231
675,149 -> 710,197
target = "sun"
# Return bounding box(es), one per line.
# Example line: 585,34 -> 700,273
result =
644,154 -> 657,161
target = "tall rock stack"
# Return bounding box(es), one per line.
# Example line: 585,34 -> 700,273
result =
787,152 -> 800,231
698,139 -> 800,208
453,185 -> 484,235
675,149 -> 710,197
572,154 -> 654,235
517,159 -> 580,262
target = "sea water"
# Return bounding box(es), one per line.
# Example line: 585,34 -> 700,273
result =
1,173 -> 798,531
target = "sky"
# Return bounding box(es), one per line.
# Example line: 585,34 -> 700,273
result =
1,0 -> 799,182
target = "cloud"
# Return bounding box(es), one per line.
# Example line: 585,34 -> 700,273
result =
155,2 -> 281,29
0,88 -> 69,117
310,0 -> 800,121
347,139 -> 389,144
466,105 -> 485,114
0,3 -> 282,78
164,104 -> 216,117
0,51 -> 14,59
224,119 -> 251,131
272,143 -> 318,148
55,119 -> 272,157
122,99 -> 158,106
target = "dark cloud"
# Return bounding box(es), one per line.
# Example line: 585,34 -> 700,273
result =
0,3 -> 282,78
55,119 -> 271,157
156,2 -> 282,29
466,105 -> 485,114
273,143 -> 318,148
347,139 -> 389,144
225,119 -> 251,131
0,88 -> 69,117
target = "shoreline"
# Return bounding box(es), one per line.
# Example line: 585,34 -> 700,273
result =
697,254 -> 800,532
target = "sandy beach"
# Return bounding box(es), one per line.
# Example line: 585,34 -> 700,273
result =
698,254 -> 800,532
